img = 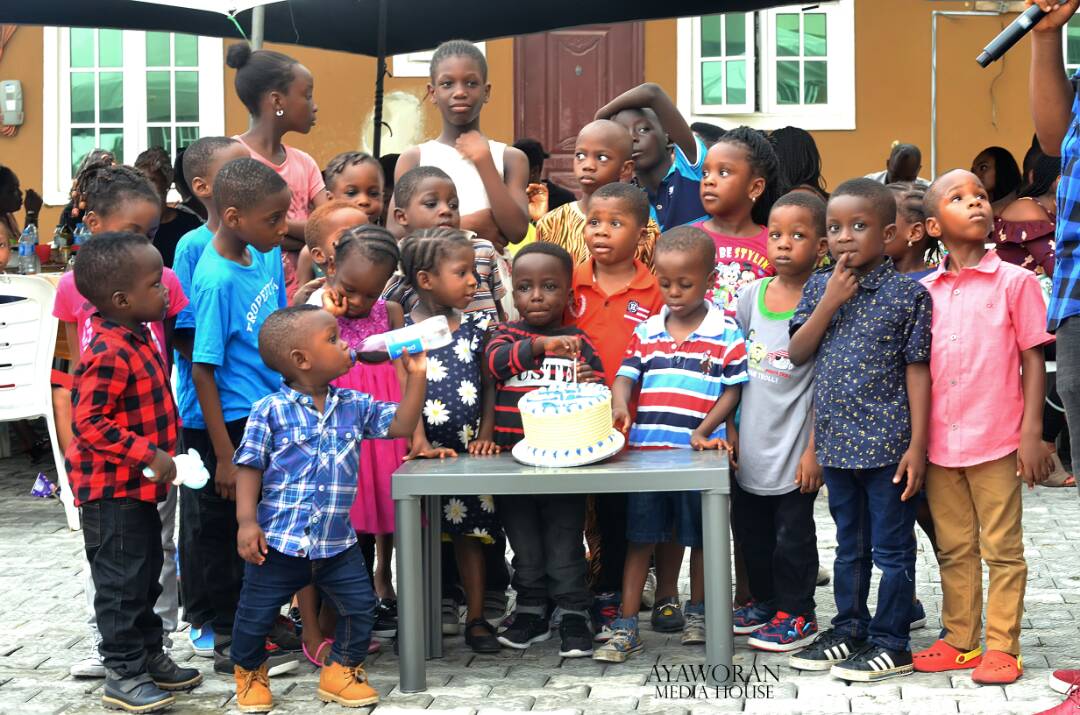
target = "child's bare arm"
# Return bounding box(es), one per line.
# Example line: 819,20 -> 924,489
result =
895,362 -> 930,501
691,385 -> 742,447
64,321 -> 81,373
469,356 -> 501,455
1019,346 -> 1054,486
173,329 -> 193,362
295,246 -> 315,287
611,375 -> 636,433
595,82 -> 698,163
1029,0 -> 1080,153
456,133 -> 530,246
192,362 -> 238,501
235,465 -> 267,565
387,351 -> 428,439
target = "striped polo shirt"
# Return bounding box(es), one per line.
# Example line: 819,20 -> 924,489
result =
617,304 -> 748,448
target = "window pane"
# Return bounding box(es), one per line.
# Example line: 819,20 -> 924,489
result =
725,13 -> 746,56
98,29 -> 122,67
146,32 -> 170,67
148,126 -> 171,156
175,71 -> 199,122
776,60 -> 800,104
100,129 -> 124,165
726,60 -> 746,104
776,14 -> 800,57
178,126 -> 201,151
175,34 -> 198,66
147,71 -> 171,122
701,15 -> 724,57
804,61 -> 828,104
804,14 -> 827,57
70,72 -> 95,124
99,72 -> 123,123
70,29 -> 94,68
1069,21 -> 1080,66
701,61 -> 724,104
71,128 -> 96,176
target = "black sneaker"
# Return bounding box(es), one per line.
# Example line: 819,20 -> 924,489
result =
146,651 -> 203,691
102,676 -> 175,713
496,612 -> 551,649
373,598 -> 398,638
269,615 -> 303,653
830,644 -> 914,682
558,614 -> 593,658
213,637 -> 300,676
788,628 -> 867,671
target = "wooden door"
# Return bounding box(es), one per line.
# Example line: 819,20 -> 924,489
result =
514,24 -> 645,196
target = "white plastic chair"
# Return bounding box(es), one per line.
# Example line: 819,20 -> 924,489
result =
0,275 -> 79,530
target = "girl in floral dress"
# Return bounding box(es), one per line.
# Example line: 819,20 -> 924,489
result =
401,227 -> 503,653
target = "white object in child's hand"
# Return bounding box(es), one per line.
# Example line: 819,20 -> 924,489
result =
358,315 -> 452,359
142,449 -> 210,489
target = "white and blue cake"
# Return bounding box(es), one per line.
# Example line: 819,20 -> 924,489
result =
512,383 -> 624,467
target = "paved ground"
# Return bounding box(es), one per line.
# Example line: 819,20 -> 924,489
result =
1,453 -> 1079,714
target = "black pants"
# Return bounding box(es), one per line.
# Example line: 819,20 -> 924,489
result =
178,485 -> 212,628
440,531 -> 510,599
591,493 -> 628,595
83,498 -> 164,679
732,480 -> 818,616
497,494 -> 590,613
183,420 -> 247,636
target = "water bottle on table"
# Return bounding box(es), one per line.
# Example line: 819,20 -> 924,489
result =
17,224 -> 38,275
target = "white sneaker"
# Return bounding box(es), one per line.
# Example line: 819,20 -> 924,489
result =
641,568 -> 657,611
69,635 -> 105,678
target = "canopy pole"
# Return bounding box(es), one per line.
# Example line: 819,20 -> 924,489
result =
251,4 -> 265,49
372,0 -> 388,158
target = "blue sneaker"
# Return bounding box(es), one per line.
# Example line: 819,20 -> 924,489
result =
910,600 -> 927,630
747,611 -> 819,652
733,600 -> 775,635
189,625 -> 214,658
591,592 -> 621,643
592,617 -> 643,663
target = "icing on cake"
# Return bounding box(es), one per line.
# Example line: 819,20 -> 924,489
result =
518,383 -> 613,452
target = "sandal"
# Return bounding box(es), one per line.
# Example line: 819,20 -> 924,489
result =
972,650 -> 1023,685
1044,453 -> 1076,488
464,618 -> 501,654
913,639 -> 982,672
302,638 -> 333,667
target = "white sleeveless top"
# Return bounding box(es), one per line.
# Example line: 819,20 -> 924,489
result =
418,139 -> 506,216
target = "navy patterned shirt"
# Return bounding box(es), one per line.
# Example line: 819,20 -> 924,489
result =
790,259 -> 932,469
1048,75 -> 1080,332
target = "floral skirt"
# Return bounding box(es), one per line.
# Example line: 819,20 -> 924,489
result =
440,494 -> 499,542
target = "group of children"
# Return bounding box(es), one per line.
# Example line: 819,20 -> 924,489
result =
44,34 -> 1060,715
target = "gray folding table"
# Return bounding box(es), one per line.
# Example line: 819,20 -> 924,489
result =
392,449 -> 733,693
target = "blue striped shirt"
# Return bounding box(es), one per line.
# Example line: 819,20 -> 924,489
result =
234,384 -> 397,559
1049,75 -> 1080,331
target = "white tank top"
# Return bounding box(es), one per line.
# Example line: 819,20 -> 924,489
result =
418,139 -> 506,216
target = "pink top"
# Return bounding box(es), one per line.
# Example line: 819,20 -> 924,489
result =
236,137 -> 325,221
920,250 -> 1053,468
690,221 -> 773,313
337,298 -> 390,350
53,268 -> 188,361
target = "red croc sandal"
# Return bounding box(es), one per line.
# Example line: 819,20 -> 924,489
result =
913,639 -> 983,672
972,650 -> 1023,685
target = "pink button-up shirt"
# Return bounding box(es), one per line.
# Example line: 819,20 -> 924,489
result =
920,250 -> 1053,468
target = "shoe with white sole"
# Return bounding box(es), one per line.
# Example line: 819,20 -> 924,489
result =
70,634 -> 105,678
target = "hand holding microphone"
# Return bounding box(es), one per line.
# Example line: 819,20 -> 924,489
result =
977,1 -> 1080,67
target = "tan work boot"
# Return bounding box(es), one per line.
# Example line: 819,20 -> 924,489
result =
317,661 -> 380,707
234,662 -> 272,713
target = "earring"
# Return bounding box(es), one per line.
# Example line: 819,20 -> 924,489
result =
751,196 -> 757,203
907,239 -> 916,247
275,109 -> 284,117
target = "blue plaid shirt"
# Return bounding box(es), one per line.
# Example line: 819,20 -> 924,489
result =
234,384 -> 398,559
1048,76 -> 1080,332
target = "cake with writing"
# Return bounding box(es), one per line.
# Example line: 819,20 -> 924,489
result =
511,383 -> 625,467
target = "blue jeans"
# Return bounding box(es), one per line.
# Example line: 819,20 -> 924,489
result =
231,543 -> 376,669
823,465 -> 916,652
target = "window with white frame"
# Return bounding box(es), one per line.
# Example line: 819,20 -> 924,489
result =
392,43 -> 486,79
1066,17 -> 1080,75
677,0 -> 855,131
42,27 -> 225,205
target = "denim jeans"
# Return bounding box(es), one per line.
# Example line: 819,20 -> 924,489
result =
82,498 -> 164,680
823,464 -> 916,652
231,544 -> 376,670
1054,316 -> 1080,500
497,494 -> 589,614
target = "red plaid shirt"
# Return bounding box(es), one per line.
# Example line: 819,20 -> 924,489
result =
65,316 -> 179,506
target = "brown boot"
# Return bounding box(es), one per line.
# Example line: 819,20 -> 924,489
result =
317,661 -> 380,707
234,663 -> 272,713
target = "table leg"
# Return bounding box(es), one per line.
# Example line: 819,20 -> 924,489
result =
423,495 -> 443,658
702,488 -> 733,687
394,496 -> 426,693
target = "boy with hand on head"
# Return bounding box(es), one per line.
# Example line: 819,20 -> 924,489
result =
535,119 -> 661,266
912,170 -> 1053,684
189,157 -> 298,674
594,226 -> 748,663
483,242 -> 604,657
596,83 -> 706,231
787,178 -> 932,682
733,192 -> 828,652
567,182 -> 664,640
231,305 -> 427,712
67,232 -> 202,712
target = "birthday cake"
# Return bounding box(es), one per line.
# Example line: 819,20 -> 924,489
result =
512,383 -> 625,467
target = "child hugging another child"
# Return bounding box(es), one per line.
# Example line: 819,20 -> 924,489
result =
733,192 -> 827,653
913,170 -> 1053,684
594,225 -> 748,664
229,305 -> 427,712
535,120 -> 660,266
67,232 -> 202,712
787,178 -> 932,682
484,242 -> 604,657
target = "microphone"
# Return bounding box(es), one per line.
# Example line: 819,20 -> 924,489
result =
976,4 -> 1048,67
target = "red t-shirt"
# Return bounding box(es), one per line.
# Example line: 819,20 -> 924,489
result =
691,221 -> 774,314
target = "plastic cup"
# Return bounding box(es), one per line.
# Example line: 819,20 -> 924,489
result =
35,244 -> 51,265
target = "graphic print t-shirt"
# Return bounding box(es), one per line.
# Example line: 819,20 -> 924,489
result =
690,220 -> 774,314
